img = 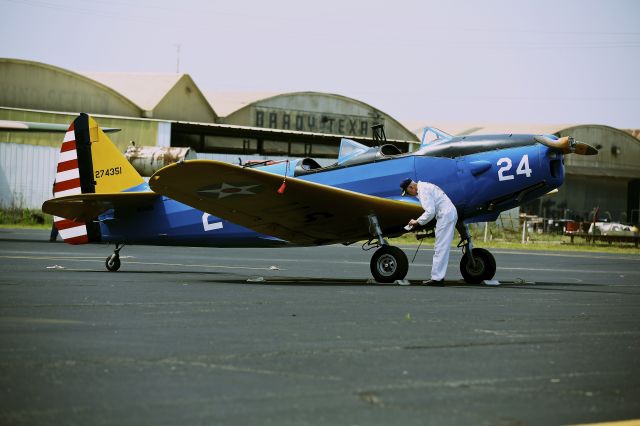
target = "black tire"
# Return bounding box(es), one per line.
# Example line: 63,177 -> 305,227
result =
105,254 -> 121,272
370,246 -> 409,283
460,248 -> 496,284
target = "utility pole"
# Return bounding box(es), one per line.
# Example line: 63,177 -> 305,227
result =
175,44 -> 181,73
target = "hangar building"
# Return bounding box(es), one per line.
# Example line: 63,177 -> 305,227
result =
171,91 -> 417,160
0,58 -> 417,155
0,58 -> 417,208
1,57 -> 638,226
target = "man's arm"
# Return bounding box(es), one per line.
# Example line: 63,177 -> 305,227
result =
416,193 -> 436,225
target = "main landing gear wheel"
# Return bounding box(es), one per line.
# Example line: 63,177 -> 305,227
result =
460,247 -> 496,284
370,245 -> 409,283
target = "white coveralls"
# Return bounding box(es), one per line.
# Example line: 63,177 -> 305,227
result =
415,182 -> 458,280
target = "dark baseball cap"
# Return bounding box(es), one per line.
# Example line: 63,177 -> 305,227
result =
400,178 -> 413,196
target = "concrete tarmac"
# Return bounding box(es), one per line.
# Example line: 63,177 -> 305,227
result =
1,228 -> 639,425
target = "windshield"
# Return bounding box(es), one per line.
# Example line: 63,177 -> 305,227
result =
421,127 -> 453,146
337,138 -> 369,164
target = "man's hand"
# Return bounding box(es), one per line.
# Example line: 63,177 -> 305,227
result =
407,219 -> 419,228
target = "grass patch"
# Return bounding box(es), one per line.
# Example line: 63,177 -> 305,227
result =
0,207 -> 53,229
390,223 -> 640,255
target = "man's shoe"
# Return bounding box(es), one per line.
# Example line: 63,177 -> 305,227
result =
422,279 -> 445,286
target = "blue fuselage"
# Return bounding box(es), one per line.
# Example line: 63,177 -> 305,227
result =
100,139 -> 564,247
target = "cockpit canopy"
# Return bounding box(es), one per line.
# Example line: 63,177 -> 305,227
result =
421,127 -> 453,147
337,138 -> 369,165
336,138 -> 402,167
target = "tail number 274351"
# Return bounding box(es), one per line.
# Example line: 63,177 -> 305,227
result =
95,166 -> 122,179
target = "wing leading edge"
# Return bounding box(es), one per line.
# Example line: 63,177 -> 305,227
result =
150,160 -> 422,245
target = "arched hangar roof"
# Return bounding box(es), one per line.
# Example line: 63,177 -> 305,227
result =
0,58 -> 217,123
84,72 -> 217,123
556,124 -> 640,179
0,58 -> 140,116
216,91 -> 419,142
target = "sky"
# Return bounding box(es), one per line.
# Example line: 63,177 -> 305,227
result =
1,0 -> 639,129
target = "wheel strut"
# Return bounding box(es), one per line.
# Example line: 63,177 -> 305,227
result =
364,214 -> 408,283
456,221 -> 475,267
105,242 -> 125,272
456,221 -> 497,283
368,214 -> 387,247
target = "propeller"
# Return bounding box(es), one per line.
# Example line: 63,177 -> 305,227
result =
534,135 -> 598,155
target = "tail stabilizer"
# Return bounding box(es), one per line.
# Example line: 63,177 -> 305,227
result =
51,113 -> 144,244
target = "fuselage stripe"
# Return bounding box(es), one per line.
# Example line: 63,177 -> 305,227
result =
58,224 -> 88,240
64,234 -> 90,245
56,168 -> 80,183
54,187 -> 82,197
54,218 -> 86,231
54,178 -> 81,193
58,150 -> 77,163
57,159 -> 79,173
62,131 -> 75,143
60,140 -> 76,152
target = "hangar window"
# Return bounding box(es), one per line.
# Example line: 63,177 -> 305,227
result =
172,129 -> 258,155
171,123 -> 339,158
204,136 -> 257,154
289,142 -> 314,156
310,143 -> 339,157
263,140 -> 289,155
172,132 -> 201,149
259,141 -> 338,158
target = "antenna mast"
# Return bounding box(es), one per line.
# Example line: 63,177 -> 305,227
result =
175,44 -> 181,73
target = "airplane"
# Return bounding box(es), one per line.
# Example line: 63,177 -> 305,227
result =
42,113 -> 598,284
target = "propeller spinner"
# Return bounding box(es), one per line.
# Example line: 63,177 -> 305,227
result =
534,135 -> 598,155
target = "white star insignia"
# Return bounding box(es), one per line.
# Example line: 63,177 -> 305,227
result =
198,183 -> 260,199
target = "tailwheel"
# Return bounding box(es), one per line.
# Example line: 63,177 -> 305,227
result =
370,246 -> 409,283
105,242 -> 124,272
105,254 -> 121,272
460,248 -> 496,284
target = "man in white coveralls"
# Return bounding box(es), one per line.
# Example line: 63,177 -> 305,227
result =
400,178 -> 458,286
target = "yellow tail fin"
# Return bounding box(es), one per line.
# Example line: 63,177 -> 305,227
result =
87,115 -> 144,193
51,113 -> 144,244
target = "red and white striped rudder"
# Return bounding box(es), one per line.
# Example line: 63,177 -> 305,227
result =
52,116 -> 95,244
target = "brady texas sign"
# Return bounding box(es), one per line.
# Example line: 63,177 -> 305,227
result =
253,106 -> 383,137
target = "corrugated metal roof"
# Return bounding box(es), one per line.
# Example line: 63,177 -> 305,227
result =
83,72 -> 184,112
203,90 -> 281,117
